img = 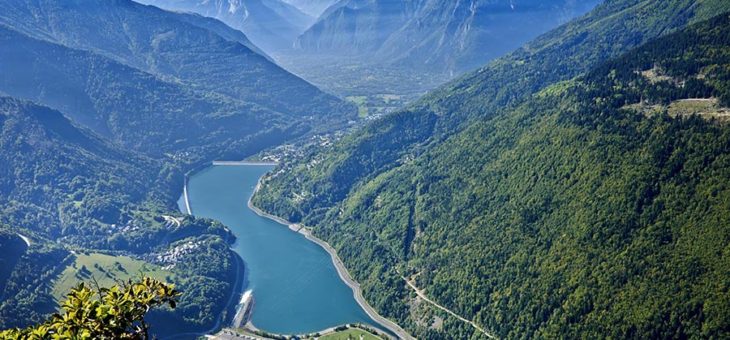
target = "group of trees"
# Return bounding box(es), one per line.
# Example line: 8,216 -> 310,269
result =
254,8 -> 730,339
0,0 -> 357,335
0,232 -> 71,329
0,98 -> 239,334
1,278 -> 178,339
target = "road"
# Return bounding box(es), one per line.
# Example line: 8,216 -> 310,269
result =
403,278 -> 497,339
162,215 -> 182,228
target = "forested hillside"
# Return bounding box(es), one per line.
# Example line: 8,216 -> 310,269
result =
0,97 -> 240,334
0,25 -> 263,157
0,0 -> 354,161
254,2 -> 730,338
0,0 -> 355,335
256,0 -> 730,223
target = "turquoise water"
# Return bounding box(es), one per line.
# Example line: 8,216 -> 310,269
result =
183,165 -> 378,334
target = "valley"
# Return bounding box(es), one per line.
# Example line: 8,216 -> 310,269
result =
1,0 -> 730,339
132,0 -> 604,115
182,164 -> 401,338
252,1 -> 730,338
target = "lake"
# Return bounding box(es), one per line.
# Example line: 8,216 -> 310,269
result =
182,165 -> 379,335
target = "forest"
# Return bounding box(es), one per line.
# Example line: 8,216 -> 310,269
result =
254,10 -> 730,339
2,0 -> 730,338
0,98 -> 240,334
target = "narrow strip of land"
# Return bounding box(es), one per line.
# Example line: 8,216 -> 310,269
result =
162,217 -> 245,340
17,233 -> 31,247
402,278 -> 496,339
163,256 -> 242,340
212,160 -> 278,166
232,290 -> 253,328
247,176 -> 414,340
182,180 -> 192,215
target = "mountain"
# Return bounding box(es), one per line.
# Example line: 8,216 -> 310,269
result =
0,0 -> 354,160
136,0 -> 315,53
0,0 -> 354,335
282,0 -> 338,17
168,7 -> 271,58
296,0 -> 415,56
296,0 -> 601,76
0,97 -> 159,235
0,96 -> 239,334
253,1 -> 730,338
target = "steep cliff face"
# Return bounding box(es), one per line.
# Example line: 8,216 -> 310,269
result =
382,0 -> 601,74
296,0 -> 600,75
295,0 -> 421,55
0,0 -> 354,159
138,0 -> 314,52
282,0 -> 337,17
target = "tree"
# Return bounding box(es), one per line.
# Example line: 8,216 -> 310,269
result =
0,277 -> 179,339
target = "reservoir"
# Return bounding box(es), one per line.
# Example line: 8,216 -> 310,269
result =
182,165 -> 379,335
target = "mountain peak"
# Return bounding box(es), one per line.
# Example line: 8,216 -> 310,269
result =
138,0 -> 314,52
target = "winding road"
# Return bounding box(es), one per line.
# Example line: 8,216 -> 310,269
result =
403,278 -> 496,339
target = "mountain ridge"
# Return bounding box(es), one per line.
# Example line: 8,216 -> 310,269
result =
282,0 -> 337,17
296,0 -> 601,76
136,0 -> 314,52
0,95 -> 241,334
254,1 -> 730,338
0,0 -> 355,160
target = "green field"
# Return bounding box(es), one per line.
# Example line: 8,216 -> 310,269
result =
377,94 -> 402,104
346,94 -> 411,118
346,96 -> 369,117
320,328 -> 382,340
52,253 -> 173,301
668,98 -> 730,120
624,98 -> 730,122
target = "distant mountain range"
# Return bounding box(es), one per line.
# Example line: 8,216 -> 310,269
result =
136,0 -> 316,52
282,0 -> 337,17
296,0 -> 602,76
0,0 -> 354,160
131,0 -> 602,97
0,0 -> 356,334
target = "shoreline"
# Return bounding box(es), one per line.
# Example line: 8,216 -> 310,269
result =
224,323 -> 386,339
161,252 -> 244,340
182,177 -> 192,215
17,233 -> 31,247
172,163 -> 245,340
212,160 -> 278,166
246,175 -> 414,340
